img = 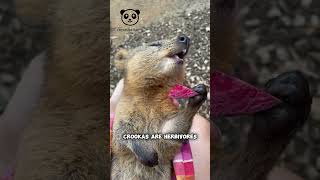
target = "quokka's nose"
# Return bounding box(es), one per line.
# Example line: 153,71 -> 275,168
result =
177,35 -> 190,45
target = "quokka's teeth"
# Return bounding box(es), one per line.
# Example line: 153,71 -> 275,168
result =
182,49 -> 187,54
174,55 -> 181,59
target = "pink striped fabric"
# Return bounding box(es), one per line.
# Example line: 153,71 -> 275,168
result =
172,142 -> 195,180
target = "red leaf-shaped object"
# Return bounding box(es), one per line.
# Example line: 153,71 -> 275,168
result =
211,71 -> 281,118
169,84 -> 198,99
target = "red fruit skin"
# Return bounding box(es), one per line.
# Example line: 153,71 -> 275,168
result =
168,84 -> 198,99
211,71 -> 281,118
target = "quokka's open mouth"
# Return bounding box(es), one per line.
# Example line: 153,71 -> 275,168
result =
169,47 -> 189,64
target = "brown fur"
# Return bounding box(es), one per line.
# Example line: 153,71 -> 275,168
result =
112,38 -> 206,179
14,0 -> 109,179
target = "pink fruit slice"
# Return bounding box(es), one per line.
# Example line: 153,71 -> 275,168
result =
211,71 -> 282,118
169,84 -> 198,99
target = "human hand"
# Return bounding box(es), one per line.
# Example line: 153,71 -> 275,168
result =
110,79 -> 124,113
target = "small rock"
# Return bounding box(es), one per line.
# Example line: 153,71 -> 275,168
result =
311,38 -> 320,50
0,3 -> 9,11
24,38 -> 33,50
306,166 -> 319,180
317,84 -> 320,96
286,142 -> 296,156
245,19 -> 260,26
0,73 -> 15,84
205,26 -> 210,32
309,126 -> 320,144
10,18 -> 21,32
316,157 -> 320,170
257,68 -> 271,84
301,0 -> 313,7
311,15 -> 319,26
293,15 -> 306,26
295,39 -> 309,49
311,98 -> 320,121
0,95 -> 7,113
267,6 -> 281,18
276,47 -> 289,61
240,6 -> 249,16
309,52 -> 320,63
245,34 -> 259,45
0,86 -> 11,100
111,36 -> 118,40
281,16 -> 292,26
294,138 -> 309,155
256,45 -> 274,64
289,48 -> 300,61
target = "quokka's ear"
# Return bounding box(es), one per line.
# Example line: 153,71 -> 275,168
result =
114,48 -> 129,71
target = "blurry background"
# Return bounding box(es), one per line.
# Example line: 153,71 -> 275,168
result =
216,0 -> 320,179
110,0 -> 210,119
0,0 -> 43,114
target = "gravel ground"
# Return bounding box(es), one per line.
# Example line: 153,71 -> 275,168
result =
110,0 -> 210,119
216,0 -> 320,179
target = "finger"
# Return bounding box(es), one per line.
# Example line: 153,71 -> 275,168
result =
110,79 -> 124,112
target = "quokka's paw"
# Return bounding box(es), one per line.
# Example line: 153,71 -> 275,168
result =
188,84 -> 207,108
265,71 -> 311,107
132,142 -> 159,167
251,71 -> 312,138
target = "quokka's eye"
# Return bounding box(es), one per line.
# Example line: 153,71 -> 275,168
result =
149,42 -> 162,47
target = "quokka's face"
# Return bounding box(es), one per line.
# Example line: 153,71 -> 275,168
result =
125,35 -> 191,86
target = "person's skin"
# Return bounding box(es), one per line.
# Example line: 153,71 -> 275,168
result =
110,79 -> 211,180
189,115 -> 210,179
0,52 -> 45,175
